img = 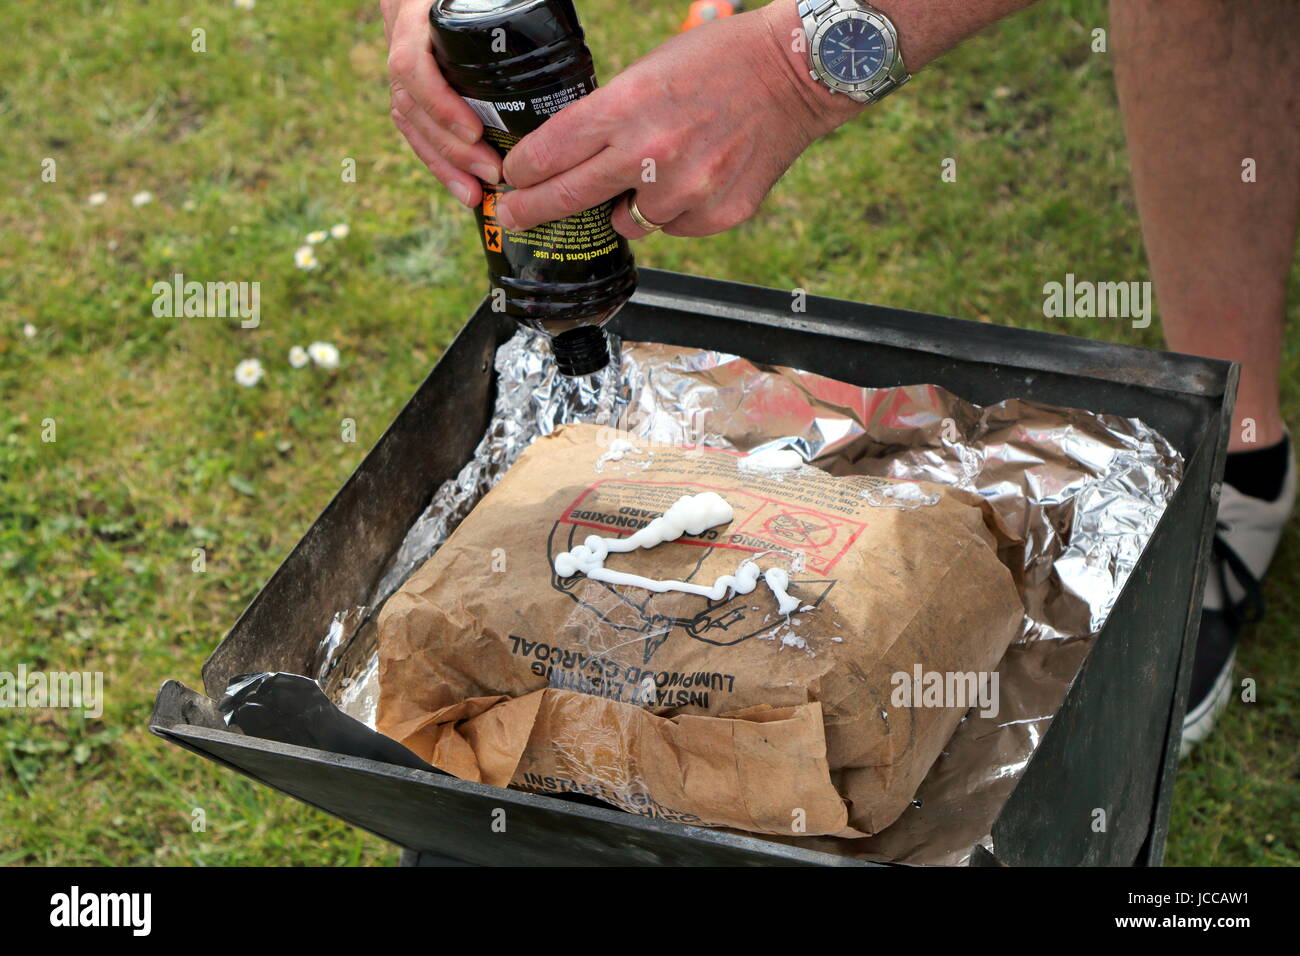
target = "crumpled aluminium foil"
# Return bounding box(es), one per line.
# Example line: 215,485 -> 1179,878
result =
375,332 -> 628,602
323,328 -> 1183,865
324,331 -> 629,720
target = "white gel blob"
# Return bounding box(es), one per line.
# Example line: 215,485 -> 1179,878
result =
762,567 -> 801,615
738,447 -> 805,474
554,491 -> 802,613
594,439 -> 640,472
862,482 -> 940,509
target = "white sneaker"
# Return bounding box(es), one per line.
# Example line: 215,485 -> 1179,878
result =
1181,437 -> 1295,758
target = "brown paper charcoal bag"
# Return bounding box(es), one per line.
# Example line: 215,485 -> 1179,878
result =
377,423 -> 1023,837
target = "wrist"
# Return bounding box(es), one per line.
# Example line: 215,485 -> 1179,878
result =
759,0 -> 865,133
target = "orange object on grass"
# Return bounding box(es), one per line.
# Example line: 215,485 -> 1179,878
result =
680,1 -> 741,32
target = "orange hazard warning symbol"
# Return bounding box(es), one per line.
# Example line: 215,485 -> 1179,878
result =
481,190 -> 498,218
484,223 -> 502,252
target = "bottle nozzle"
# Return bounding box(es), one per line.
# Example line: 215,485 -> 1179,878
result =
549,324 -> 611,376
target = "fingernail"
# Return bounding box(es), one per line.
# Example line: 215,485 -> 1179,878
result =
497,204 -> 518,232
471,162 -> 500,185
450,123 -> 477,144
450,181 -> 474,207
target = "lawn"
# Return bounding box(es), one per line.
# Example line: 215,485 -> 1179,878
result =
0,0 -> 1295,866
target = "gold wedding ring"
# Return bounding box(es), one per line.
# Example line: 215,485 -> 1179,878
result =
628,194 -> 666,233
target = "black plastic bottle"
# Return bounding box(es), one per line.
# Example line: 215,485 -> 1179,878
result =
429,0 -> 637,376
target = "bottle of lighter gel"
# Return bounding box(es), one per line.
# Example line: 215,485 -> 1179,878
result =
429,0 -> 637,377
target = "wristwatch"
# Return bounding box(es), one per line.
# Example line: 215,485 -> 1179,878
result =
798,0 -> 910,104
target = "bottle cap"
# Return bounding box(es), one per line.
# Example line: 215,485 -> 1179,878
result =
550,325 -> 611,376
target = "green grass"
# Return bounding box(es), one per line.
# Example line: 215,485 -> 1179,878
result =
0,0 -> 1295,866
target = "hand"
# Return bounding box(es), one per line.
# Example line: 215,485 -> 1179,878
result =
382,0 -> 503,207
497,0 -> 865,238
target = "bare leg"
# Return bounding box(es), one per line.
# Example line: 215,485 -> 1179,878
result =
1112,0 -> 1299,452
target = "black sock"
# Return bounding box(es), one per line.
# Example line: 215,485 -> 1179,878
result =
1224,435 -> 1290,502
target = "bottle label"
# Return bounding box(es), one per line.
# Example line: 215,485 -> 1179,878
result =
465,76 -> 628,289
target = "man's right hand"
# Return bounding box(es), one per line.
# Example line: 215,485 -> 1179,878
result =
382,0 -> 502,207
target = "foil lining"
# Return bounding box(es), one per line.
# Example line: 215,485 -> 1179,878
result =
321,328 -> 1183,865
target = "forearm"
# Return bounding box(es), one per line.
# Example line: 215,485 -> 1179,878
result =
873,0 -> 1042,68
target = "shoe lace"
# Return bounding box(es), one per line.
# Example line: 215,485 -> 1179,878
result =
1212,525 -> 1266,628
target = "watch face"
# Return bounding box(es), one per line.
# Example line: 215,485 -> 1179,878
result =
819,18 -> 887,85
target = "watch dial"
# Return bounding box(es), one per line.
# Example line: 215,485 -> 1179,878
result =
820,19 -> 887,84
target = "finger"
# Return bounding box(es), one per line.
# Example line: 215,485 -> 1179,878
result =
501,91 -> 613,189
610,190 -> 683,240
661,191 -> 759,238
391,109 -> 482,208
495,149 -> 631,232
392,82 -> 502,182
386,0 -> 481,145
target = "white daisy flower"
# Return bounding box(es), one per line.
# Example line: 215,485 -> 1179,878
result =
307,341 -> 340,370
234,358 -> 265,387
294,245 -> 318,270
131,190 -> 153,207
329,223 -> 350,239
23,323 -> 37,339
305,230 -> 328,245
233,0 -> 256,9
87,192 -> 108,207
288,345 -> 309,368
